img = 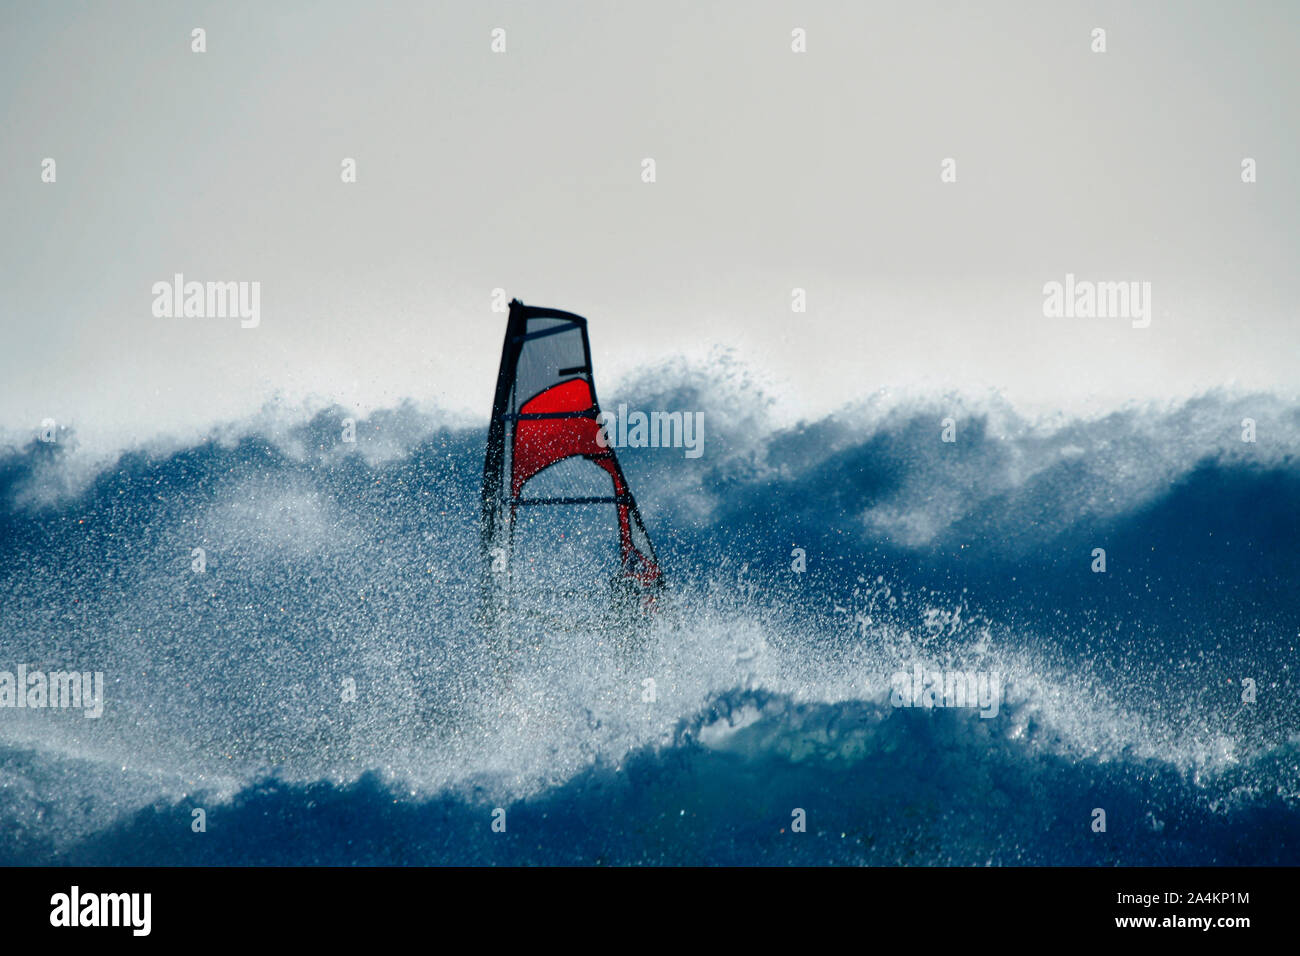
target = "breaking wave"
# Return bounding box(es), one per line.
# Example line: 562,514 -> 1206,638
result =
2,369 -> 1298,864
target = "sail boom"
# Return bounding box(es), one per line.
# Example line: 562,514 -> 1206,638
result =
511,495 -> 631,507
500,409 -> 599,421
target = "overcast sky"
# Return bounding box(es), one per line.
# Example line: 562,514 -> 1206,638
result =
1,1 -> 1296,451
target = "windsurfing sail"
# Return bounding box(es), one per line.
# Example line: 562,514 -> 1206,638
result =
480,299 -> 664,622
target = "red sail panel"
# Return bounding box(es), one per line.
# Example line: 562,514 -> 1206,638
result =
482,299 -> 664,619
511,378 -> 661,590
511,379 -> 605,496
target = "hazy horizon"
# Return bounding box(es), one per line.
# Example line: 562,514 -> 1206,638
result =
3,1 -> 1296,452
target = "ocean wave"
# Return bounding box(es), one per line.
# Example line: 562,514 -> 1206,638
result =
2,385 -> 1297,864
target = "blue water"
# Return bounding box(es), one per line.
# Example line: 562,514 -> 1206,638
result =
2,378 -> 1298,865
